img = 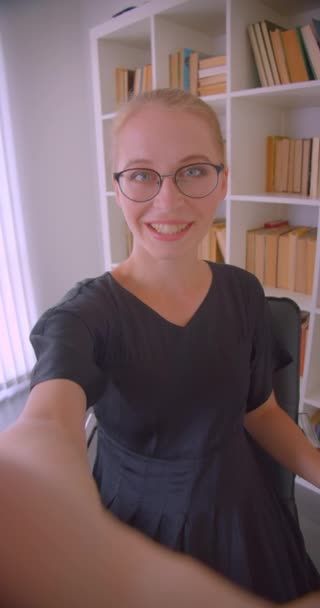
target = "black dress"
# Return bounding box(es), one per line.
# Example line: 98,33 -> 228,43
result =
30,262 -> 320,602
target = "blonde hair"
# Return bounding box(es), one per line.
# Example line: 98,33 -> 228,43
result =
112,88 -> 224,168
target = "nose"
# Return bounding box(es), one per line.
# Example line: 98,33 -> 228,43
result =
153,175 -> 184,209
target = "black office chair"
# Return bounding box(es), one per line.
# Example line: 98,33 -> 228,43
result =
86,296 -> 302,520
252,296 -> 301,522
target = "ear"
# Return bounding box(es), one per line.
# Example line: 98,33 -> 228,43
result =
113,177 -> 121,206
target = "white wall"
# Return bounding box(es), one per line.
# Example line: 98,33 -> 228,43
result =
0,0 -> 146,318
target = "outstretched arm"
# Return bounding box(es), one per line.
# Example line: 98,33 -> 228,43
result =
244,391 -> 320,489
1,381 -> 319,608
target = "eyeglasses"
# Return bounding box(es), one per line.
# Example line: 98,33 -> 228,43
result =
113,162 -> 224,202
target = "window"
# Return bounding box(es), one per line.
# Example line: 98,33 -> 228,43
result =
0,38 -> 35,402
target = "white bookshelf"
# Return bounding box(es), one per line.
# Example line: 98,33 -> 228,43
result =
90,0 -> 320,479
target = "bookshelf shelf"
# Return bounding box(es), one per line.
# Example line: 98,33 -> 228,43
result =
90,0 -> 320,469
304,397 -> 320,409
198,93 -> 227,108
263,287 -> 313,312
231,195 -> 320,206
231,80 -> 320,109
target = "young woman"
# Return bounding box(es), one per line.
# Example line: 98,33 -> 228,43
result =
0,88 -> 319,607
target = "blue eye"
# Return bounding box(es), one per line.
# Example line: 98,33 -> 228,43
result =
129,170 -> 158,183
181,165 -> 208,178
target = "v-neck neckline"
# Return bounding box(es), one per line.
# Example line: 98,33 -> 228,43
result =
106,262 -> 216,330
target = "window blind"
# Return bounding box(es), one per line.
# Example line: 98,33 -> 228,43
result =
0,38 -> 35,402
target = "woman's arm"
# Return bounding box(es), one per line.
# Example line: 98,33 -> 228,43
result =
244,392 -> 320,488
0,379 -> 271,608
1,381 -> 319,607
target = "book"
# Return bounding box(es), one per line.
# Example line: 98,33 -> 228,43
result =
280,137 -> 290,192
266,135 -> 276,192
274,136 -> 286,192
277,229 -> 294,289
189,51 -> 198,95
115,67 -> 135,104
169,52 -> 179,88
270,29 -> 291,84
199,55 -> 226,69
198,82 -> 226,96
198,65 -> 227,78
247,23 -> 268,87
309,137 -> 320,199
254,22 -> 274,86
254,228 -> 268,283
198,74 -> 226,87
287,138 -> 295,193
265,226 -> 291,288
299,311 -> 309,376
306,228 -> 317,295
300,24 -> 320,79
296,27 -> 316,80
260,21 -> 281,85
293,138 -> 303,194
264,219 -> 288,228
280,28 -> 310,82
246,227 -> 262,274
301,139 -> 312,196
295,229 -> 312,293
179,47 -> 193,89
287,226 -> 311,290
188,50 -> 212,94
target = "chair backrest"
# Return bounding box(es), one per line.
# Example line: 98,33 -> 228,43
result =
253,296 -> 301,521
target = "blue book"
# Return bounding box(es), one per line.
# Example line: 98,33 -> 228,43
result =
179,48 -> 193,90
296,27 -> 315,79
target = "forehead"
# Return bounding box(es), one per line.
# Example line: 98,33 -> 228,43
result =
115,104 -> 219,168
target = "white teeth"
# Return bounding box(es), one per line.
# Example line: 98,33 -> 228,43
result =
150,223 -> 189,234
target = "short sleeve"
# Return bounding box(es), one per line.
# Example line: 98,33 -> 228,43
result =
245,282 -> 273,413
245,281 -> 293,413
29,308 -> 108,407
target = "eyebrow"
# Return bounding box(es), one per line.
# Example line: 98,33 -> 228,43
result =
121,154 -> 213,170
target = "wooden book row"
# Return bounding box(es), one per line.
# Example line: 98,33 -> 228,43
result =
115,64 -> 152,105
266,136 -> 320,198
246,222 -> 317,293
248,18 -> 320,87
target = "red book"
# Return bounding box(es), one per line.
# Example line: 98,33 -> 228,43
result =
264,219 -> 289,228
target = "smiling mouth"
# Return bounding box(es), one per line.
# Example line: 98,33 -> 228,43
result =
148,223 -> 191,234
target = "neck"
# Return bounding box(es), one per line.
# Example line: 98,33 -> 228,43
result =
119,250 -> 208,293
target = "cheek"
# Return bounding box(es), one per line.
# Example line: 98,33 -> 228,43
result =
117,199 -> 142,231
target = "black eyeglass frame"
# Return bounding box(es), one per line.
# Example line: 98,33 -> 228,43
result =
113,162 -> 225,202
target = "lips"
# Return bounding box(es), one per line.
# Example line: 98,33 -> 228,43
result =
149,223 -> 189,234
146,222 -> 193,241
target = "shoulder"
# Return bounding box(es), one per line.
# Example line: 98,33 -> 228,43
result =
30,273 -> 117,337
209,262 -> 264,300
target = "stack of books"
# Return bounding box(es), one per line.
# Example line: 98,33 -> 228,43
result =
247,18 -> 320,87
246,220 -> 317,293
266,135 -> 320,197
169,49 -> 226,97
198,219 -> 226,262
197,54 -> 227,97
115,64 -> 152,104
